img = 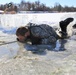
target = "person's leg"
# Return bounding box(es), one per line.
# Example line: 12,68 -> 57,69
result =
59,17 -> 74,38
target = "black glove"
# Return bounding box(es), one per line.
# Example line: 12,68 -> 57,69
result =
16,38 -> 27,43
17,38 -> 19,41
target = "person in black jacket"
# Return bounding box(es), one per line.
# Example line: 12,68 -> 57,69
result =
16,17 -> 74,45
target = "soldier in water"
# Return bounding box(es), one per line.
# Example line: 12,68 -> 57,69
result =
16,17 -> 74,45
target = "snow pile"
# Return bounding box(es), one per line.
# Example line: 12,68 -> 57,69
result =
0,12 -> 75,35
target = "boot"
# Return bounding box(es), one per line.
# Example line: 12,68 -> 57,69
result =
59,17 -> 74,38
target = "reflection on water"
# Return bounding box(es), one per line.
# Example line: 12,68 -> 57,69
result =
0,43 -> 18,59
54,39 -> 67,51
0,35 -> 76,59
24,39 -> 67,53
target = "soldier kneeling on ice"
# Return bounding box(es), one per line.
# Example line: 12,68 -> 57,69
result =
16,17 -> 74,45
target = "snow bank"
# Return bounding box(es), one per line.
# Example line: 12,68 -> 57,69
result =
0,12 -> 76,28
0,12 -> 75,35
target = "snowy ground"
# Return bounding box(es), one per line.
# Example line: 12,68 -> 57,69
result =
0,12 -> 76,75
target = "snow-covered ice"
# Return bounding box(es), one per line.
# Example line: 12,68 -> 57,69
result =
0,12 -> 76,75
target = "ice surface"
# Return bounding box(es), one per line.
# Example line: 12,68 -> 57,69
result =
0,12 -> 76,75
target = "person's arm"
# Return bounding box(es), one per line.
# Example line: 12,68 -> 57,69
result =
3,8 -> 8,14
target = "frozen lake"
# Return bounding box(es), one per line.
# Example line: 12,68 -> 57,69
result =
0,12 -> 76,75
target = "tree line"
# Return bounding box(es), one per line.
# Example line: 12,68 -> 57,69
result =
0,0 -> 76,12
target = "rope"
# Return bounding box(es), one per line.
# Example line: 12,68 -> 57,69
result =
0,41 -> 17,46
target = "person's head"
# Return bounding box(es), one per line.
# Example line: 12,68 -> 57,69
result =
7,3 -> 12,8
16,27 -> 30,42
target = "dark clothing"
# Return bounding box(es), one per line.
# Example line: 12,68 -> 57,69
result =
27,28 -> 42,45
60,17 -> 73,33
25,23 -> 59,45
27,35 -> 41,45
17,17 -> 74,45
